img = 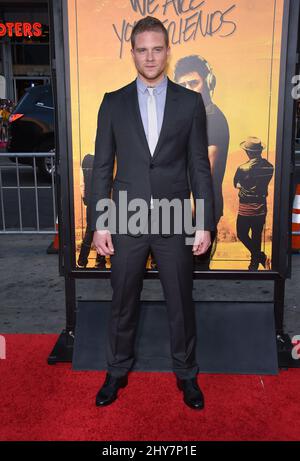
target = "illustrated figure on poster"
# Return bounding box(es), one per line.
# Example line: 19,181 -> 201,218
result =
77,153 -> 107,269
174,55 -> 230,270
233,137 -> 274,271
89,17 -> 215,409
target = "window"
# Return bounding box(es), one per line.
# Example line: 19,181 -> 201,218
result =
12,44 -> 49,66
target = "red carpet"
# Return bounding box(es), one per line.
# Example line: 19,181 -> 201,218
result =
0,334 -> 300,441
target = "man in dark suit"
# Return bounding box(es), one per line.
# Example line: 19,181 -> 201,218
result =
88,16 -> 215,410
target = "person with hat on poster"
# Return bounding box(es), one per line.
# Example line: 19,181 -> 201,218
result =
234,136 -> 274,271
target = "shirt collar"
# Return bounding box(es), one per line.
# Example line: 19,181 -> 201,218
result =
136,74 -> 168,95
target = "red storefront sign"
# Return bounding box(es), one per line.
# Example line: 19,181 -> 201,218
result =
0,22 -> 42,37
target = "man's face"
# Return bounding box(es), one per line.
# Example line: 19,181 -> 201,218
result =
176,71 -> 204,93
131,31 -> 170,82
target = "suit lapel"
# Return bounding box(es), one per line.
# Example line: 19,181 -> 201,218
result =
126,80 -> 151,159
124,76 -> 179,161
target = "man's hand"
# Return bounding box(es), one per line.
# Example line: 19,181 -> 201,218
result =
93,230 -> 114,256
192,230 -> 211,256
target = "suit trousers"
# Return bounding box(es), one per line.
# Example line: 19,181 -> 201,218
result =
106,209 -> 199,379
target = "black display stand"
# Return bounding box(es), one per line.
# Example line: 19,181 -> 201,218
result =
47,0 -> 300,371
72,300 -> 278,375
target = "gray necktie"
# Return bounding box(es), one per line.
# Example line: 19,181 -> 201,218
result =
147,87 -> 158,209
147,87 -> 159,155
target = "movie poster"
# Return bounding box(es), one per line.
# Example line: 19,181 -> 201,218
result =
65,0 -> 284,271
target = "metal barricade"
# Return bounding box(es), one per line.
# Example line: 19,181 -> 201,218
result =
0,152 -> 57,234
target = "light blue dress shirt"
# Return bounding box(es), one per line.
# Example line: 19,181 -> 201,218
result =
136,74 -> 168,145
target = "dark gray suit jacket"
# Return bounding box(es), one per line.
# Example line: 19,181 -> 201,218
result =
88,76 -> 215,236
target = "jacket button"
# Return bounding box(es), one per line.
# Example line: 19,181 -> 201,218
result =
150,164 -> 154,169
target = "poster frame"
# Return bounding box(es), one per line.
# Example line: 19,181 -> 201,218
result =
47,1 -> 300,363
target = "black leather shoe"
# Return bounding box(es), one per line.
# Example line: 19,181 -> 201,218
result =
96,373 -> 128,406
176,376 -> 204,410
258,251 -> 271,269
77,257 -> 88,268
95,255 -> 107,270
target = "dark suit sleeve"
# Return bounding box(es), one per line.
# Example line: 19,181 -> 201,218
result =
88,93 -> 116,231
187,93 -> 215,231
